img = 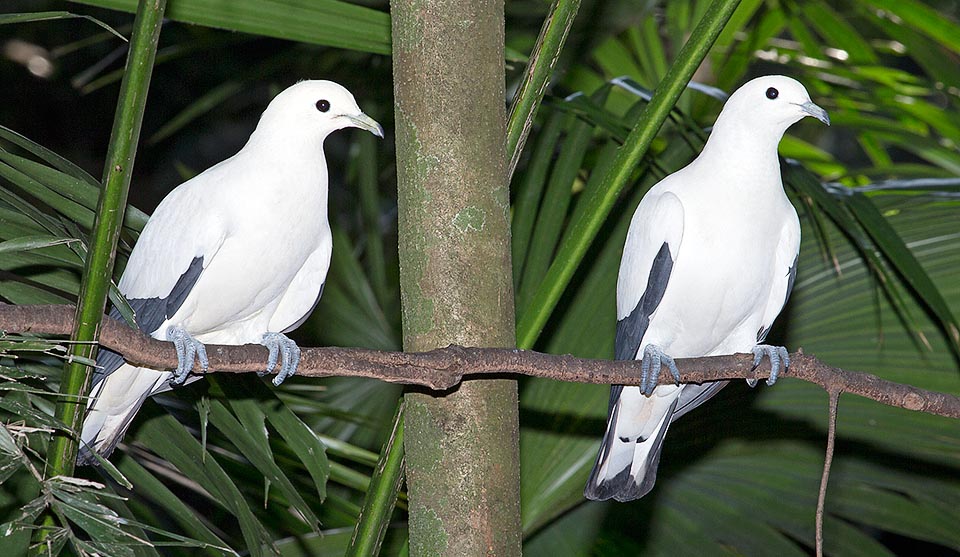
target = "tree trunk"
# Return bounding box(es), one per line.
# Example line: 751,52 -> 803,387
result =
391,0 -> 522,555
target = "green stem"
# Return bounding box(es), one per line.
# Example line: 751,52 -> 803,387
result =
505,0 -> 581,182
346,401 -> 405,557
515,0 -> 742,349
356,128 -> 390,309
42,0 -> 165,500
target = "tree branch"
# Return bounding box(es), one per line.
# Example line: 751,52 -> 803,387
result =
2,304 -> 958,418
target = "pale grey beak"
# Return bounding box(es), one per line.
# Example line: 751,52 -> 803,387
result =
345,112 -> 384,138
798,101 -> 830,126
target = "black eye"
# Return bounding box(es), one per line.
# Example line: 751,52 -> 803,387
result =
316,99 -> 331,112
765,87 -> 779,100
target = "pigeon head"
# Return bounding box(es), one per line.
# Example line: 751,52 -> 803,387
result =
717,75 -> 830,137
255,80 -> 384,144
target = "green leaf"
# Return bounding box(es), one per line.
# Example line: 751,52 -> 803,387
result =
863,10 -> 960,89
256,399 -> 330,502
137,413 -> 276,557
799,2 -> 878,64
0,235 -> 78,255
862,0 -> 960,53
72,0 -> 391,55
0,182 -> 70,238
785,164 -> 932,347
523,502 -> 606,556
217,379 -> 330,503
351,128 -> 392,311
512,112 -> 565,289
843,191 -> 960,350
0,426 -> 26,485
206,399 -> 321,531
0,11 -> 124,40
0,126 -> 98,186
312,228 -> 399,351
0,398 -> 70,432
116,457 -> 229,552
516,111 -> 592,312
0,148 -> 148,233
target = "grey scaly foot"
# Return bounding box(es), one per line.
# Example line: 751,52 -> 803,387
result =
640,344 -> 681,395
166,326 -> 208,386
747,344 -> 790,387
260,332 -> 301,386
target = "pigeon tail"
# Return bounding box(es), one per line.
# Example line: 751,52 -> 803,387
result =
77,363 -> 168,466
584,388 -> 678,502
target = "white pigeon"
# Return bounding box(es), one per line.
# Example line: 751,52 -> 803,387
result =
584,76 -> 829,501
78,80 -> 383,465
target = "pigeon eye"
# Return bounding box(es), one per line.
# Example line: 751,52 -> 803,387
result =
316,99 -> 331,112
765,87 -> 779,100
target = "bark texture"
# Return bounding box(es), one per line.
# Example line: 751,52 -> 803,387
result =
390,0 -> 522,555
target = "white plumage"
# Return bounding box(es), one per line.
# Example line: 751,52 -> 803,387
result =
79,81 -> 383,464
585,76 -> 829,501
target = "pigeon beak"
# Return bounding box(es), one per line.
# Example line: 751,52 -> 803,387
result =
345,112 -> 384,138
798,101 -> 830,126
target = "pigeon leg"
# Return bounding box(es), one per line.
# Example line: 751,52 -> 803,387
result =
639,344 -> 681,395
166,326 -> 209,386
260,332 -> 302,387
747,344 -> 790,387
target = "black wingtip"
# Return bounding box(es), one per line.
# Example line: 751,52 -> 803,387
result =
76,445 -> 100,467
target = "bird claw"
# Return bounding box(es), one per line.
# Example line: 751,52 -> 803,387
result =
750,344 -> 790,387
166,326 -> 208,386
260,332 -> 301,386
639,344 -> 681,395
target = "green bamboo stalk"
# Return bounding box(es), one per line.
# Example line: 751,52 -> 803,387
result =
32,1 -> 164,551
45,0 -> 165,486
515,0 -> 742,349
346,401 -> 405,557
505,0 -> 581,182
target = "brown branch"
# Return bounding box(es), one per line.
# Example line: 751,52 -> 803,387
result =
2,304 -> 959,418
816,389 -> 840,557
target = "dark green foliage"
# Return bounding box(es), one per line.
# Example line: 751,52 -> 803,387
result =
0,0 -> 958,554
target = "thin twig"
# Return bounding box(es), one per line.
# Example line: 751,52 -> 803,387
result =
816,389 -> 840,557
2,304 -> 959,418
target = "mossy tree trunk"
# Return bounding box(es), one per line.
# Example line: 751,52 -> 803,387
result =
391,0 -> 522,554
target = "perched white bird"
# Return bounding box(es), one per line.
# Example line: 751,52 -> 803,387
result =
78,81 -> 383,465
584,76 -> 829,501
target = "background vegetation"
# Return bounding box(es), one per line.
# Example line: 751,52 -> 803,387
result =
0,0 -> 958,554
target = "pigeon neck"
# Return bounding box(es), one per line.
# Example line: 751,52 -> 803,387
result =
246,121 -> 328,154
236,128 -> 331,205
697,118 -> 786,184
242,127 -> 330,173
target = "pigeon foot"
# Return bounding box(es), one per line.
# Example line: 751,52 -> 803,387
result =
166,326 -> 209,385
747,344 -> 790,387
640,344 -> 681,395
260,332 -> 302,386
